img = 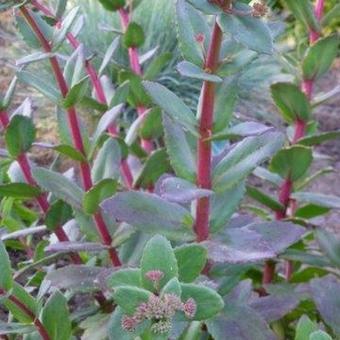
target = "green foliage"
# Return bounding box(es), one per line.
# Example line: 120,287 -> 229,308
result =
1,0 -> 339,338
5,115 -> 36,157
98,0 -> 125,11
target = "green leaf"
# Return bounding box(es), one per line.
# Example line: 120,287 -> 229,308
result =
33,167 -> 84,209
187,0 -> 221,15
213,132 -> 285,192
270,145 -> 313,181
246,185 -> 284,212
63,77 -> 88,109
102,192 -> 194,241
118,71 -> 148,107
52,144 -> 86,161
0,183 -> 41,198
123,22 -> 145,48
4,283 -> 38,324
107,268 -> 141,288
45,200 -> 73,231
134,149 -> 171,189
163,114 -> 196,182
291,192 -> 340,209
83,179 -> 117,214
139,107 -> 163,139
144,52 -> 172,80
91,139 -> 121,183
211,121 -> 272,141
99,37 -> 119,76
161,277 -> 181,297
55,0 -> 68,18
316,229 -> 340,267
298,130 -> 340,146
113,286 -> 151,315
309,331 -> 333,340
0,322 -> 34,336
0,76 -> 17,110
177,61 -> 222,82
52,6 -> 80,50
295,204 -> 330,219
213,79 -> 238,133
143,81 -> 198,136
0,241 -> 13,290
271,82 -> 311,123
17,70 -> 61,103
16,11 -> 52,49
210,182 -> 245,232
5,115 -> 35,157
302,35 -> 338,80
180,283 -> 224,320
295,315 -> 318,340
217,3 -> 273,54
98,0 -> 125,11
284,0 -> 320,32
16,51 -> 53,67
321,4 -> 340,27
41,291 -> 71,340
141,235 -> 178,292
176,0 -> 204,66
175,244 -> 207,283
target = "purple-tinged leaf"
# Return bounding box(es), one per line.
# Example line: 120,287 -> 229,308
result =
205,221 -> 305,263
45,242 -> 108,254
225,279 -> 252,304
1,226 -> 46,241
310,275 -> 340,334
205,239 -> 275,264
247,222 -> 305,254
102,192 -> 194,241
210,122 -> 273,141
206,304 -> 275,340
155,175 -> 212,203
45,265 -> 112,291
250,293 -> 300,322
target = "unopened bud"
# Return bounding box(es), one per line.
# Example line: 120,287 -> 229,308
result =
195,33 -> 205,44
145,270 -> 164,283
252,1 -> 268,17
183,298 -> 197,319
121,315 -> 137,332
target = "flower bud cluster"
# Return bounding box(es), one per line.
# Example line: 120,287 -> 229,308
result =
252,0 -> 268,17
121,270 -> 197,334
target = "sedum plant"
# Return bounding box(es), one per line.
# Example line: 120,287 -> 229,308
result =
0,0 -> 339,339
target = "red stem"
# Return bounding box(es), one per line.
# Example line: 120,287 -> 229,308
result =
195,21 -> 223,242
30,0 -> 133,187
263,0 -> 325,284
20,6 -> 121,266
0,289 -> 50,340
118,8 -> 154,153
309,0 -> 324,43
0,111 -> 82,264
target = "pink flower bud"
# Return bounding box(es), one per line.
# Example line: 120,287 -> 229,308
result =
145,270 -> 164,283
121,315 -> 137,332
195,33 -> 205,44
183,298 -> 197,319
